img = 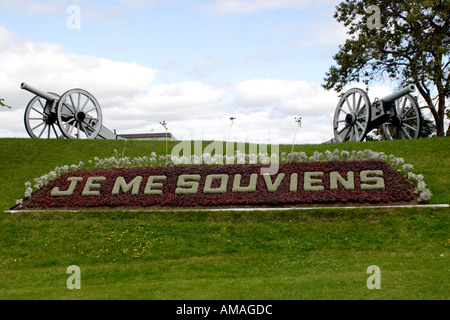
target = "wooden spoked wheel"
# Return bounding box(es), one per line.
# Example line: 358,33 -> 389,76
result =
56,88 -> 103,139
24,92 -> 64,138
333,88 -> 371,142
382,94 -> 422,140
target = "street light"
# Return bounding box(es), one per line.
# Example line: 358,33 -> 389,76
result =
226,117 -> 235,157
160,121 -> 168,156
292,117 -> 302,153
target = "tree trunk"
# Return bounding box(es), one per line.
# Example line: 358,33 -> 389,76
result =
436,92 -> 446,137
435,116 -> 444,136
417,83 -> 447,137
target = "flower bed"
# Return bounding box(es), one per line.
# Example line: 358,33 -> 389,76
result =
19,159 -> 419,210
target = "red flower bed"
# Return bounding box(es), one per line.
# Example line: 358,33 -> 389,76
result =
21,160 -> 417,210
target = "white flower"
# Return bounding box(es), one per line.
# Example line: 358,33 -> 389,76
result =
309,151 -> 324,162
225,155 -> 235,164
191,155 -> 202,165
364,149 -> 386,161
298,152 -> 307,162
415,181 -> 427,194
132,157 -> 144,167
418,189 -> 432,202
325,149 -> 340,161
378,153 -> 387,161
180,156 -> 189,165
165,155 -> 173,166
258,153 -> 269,164
270,153 -> 279,164
286,152 -> 297,163
394,157 -> 404,166
248,154 -> 257,164
171,156 -> 182,165
24,187 -> 33,198
355,151 -> 365,160
340,150 -> 350,160
48,171 -> 57,181
202,153 -> 211,164
236,151 -> 246,164
402,164 -> 414,172
211,154 -> 223,165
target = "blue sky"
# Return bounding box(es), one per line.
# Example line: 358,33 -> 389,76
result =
1,0 -> 392,144
0,0 -> 339,83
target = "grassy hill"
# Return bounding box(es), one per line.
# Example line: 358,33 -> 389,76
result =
0,137 -> 448,299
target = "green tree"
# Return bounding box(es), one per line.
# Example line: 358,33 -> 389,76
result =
323,0 -> 449,137
0,98 -> 11,109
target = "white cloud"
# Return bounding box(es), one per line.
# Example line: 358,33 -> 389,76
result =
268,16 -> 349,49
0,26 -> 154,135
0,27 -> 231,139
231,79 -> 339,144
0,26 -> 343,144
233,79 -> 338,117
107,81 -> 228,126
309,21 -> 349,47
0,26 -> 156,104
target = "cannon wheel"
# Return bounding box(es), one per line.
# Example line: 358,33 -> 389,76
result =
333,88 -> 371,142
382,94 -> 422,140
24,92 -> 65,139
56,88 -> 103,139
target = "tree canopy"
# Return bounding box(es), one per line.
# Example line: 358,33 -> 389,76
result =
323,0 -> 449,136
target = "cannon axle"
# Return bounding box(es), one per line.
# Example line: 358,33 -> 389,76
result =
345,113 -> 357,126
74,111 -> 86,122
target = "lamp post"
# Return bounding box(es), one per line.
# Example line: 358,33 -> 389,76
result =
291,117 -> 302,153
226,117 -> 235,157
160,121 -> 168,156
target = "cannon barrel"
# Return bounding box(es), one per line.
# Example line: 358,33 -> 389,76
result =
380,84 -> 416,104
21,82 -> 57,102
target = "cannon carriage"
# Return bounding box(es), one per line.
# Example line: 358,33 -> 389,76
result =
21,82 -> 122,140
333,84 -> 422,142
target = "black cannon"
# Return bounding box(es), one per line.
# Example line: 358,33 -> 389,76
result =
21,82 -> 123,139
333,84 -> 422,142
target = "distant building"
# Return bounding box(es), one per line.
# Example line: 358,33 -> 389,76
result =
118,132 -> 177,141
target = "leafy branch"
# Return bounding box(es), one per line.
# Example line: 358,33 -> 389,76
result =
0,98 -> 11,109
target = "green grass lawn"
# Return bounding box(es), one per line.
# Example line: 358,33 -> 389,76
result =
0,137 -> 448,299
